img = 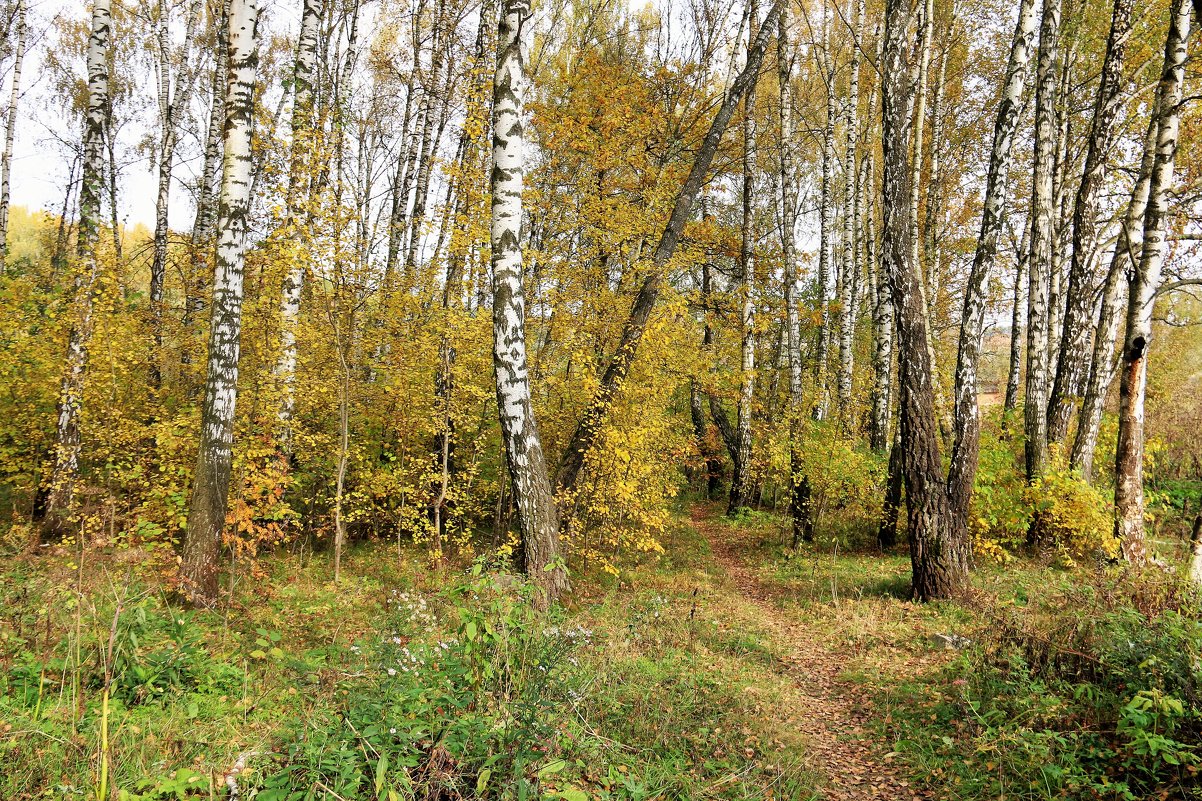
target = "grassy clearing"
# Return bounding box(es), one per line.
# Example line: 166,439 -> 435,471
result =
0,517 -> 822,800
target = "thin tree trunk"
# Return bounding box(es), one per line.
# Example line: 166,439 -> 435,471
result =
947,0 -> 1039,528
813,1 -> 836,421
1024,0 -> 1061,481
1004,220 -> 1031,413
1114,0 -> 1190,565
149,0 -> 203,387
491,0 -> 568,604
275,0 -> 324,448
1071,120 -> 1155,480
40,0 -> 113,537
836,0 -> 863,425
180,0 -> 260,605
0,0 -> 27,275
1047,0 -> 1134,444
729,0 -> 758,515
554,0 -> 782,497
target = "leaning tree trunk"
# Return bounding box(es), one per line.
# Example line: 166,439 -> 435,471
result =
554,0 -> 783,498
180,0 -> 260,605
0,0 -> 27,276
1003,219 -> 1031,413
881,0 -> 967,601
1114,0 -> 1190,565
948,0 -> 1039,527
40,0 -> 112,538
1071,117 -> 1155,480
1024,0 -> 1061,482
275,0 -> 324,448
1047,0 -> 1134,445
729,0 -> 759,515
490,0 -> 568,604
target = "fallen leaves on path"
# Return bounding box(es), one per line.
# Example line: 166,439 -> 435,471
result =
690,504 -> 937,801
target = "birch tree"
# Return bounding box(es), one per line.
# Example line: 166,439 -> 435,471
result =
1024,0 -> 1061,482
490,0 -> 568,603
275,0 -> 323,444
40,0 -> 112,537
947,0 -> 1038,528
729,0 -> 758,514
0,0 -> 26,275
181,0 -> 261,604
1047,0 -> 1133,445
1114,0 -> 1190,564
835,0 -> 863,424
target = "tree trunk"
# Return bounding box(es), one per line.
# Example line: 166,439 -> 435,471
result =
1024,0 -> 1061,481
1114,0 -> 1190,565
40,0 -> 113,538
948,0 -> 1039,527
1071,117 -> 1156,480
813,1 -> 837,421
0,0 -> 27,276
149,0 -> 203,387
491,0 -> 568,604
274,0 -> 324,448
554,0 -> 782,498
1047,0 -> 1133,444
729,0 -> 759,515
881,0 -> 967,601
835,0 -> 863,427
1003,219 -> 1030,413
181,0 -> 261,605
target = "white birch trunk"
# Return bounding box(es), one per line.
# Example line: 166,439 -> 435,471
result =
491,0 -> 568,604
813,0 -> 836,421
0,0 -> 26,275
1114,0 -> 1190,564
41,0 -> 112,536
274,0 -> 323,446
1024,0 -> 1061,482
835,0 -> 863,424
181,0 -> 260,604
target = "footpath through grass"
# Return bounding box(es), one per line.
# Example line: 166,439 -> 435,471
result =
4,504 -> 1199,800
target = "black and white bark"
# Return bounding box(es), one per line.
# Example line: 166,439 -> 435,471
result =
275,0 -> 323,446
1024,0 -> 1061,481
729,0 -> 759,515
0,0 -> 27,276
835,0 -> 863,425
1071,118 -> 1155,480
41,0 -> 112,536
948,0 -> 1038,528
149,0 -> 203,386
813,2 -> 837,421
181,0 -> 260,605
881,0 -> 968,601
1114,0 -> 1190,564
491,0 -> 568,603
1047,0 -> 1133,445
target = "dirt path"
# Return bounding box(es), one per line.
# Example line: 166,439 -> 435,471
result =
690,505 -> 929,801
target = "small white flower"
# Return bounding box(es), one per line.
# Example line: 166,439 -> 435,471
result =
387,668 -> 397,676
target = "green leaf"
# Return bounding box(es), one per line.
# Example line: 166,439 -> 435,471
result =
476,768 -> 492,793
537,759 -> 567,779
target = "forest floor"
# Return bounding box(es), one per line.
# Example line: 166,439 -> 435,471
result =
2,501 -> 1102,800
690,503 -> 933,800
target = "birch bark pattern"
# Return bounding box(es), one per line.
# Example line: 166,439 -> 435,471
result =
181,0 -> 260,604
1114,0 -> 1190,564
880,0 -> 968,600
948,0 -> 1038,527
0,0 -> 27,275
1024,0 -> 1061,481
836,0 -> 863,424
729,0 -> 758,515
275,0 -> 323,445
813,2 -> 837,421
41,0 -> 112,536
1047,0 -> 1134,444
490,0 -> 568,603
